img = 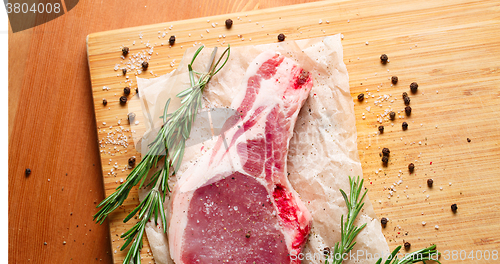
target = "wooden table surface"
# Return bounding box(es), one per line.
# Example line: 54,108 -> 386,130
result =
8,1 -> 316,263
10,0 -> 500,263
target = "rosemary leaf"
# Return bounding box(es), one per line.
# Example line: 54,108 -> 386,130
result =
381,244 -> 441,264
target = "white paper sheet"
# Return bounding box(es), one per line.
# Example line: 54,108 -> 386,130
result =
136,34 -> 390,264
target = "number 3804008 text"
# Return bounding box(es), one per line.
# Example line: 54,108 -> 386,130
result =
6,3 -> 61,14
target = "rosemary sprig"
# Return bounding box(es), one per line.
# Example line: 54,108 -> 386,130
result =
327,176 -> 368,264
94,45 -> 230,264
325,176 -> 441,264
376,244 -> 441,264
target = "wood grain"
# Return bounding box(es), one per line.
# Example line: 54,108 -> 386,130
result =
8,1 -> 320,263
11,0 -> 500,264
87,0 -> 500,263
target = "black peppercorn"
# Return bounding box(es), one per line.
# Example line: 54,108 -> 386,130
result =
122,68 -> 127,75
467,138 -> 471,142
404,96 -> 411,105
357,93 -> 364,101
245,231 -> 251,238
124,87 -> 131,96
128,112 -> 136,123
25,168 -> 31,177
382,148 -> 390,156
378,125 -> 384,133
169,35 -> 176,45
404,242 -> 411,250
391,76 -> 398,84
410,82 -> 418,93
323,247 -> 330,255
380,54 -> 388,64
451,203 -> 458,213
103,99 -> 107,106
408,163 -> 415,173
405,106 -> 412,115
128,157 -> 136,167
225,19 -> 233,29
142,61 -> 149,70
402,122 -> 408,130
122,47 -> 129,56
402,92 -> 408,99
427,178 -> 433,187
119,96 -> 127,105
277,33 -> 285,42
382,156 -> 389,165
381,217 -> 388,226
389,111 -> 396,120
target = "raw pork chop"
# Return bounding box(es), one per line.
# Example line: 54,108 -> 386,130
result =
169,51 -> 313,264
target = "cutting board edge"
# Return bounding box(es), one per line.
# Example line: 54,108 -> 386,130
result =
86,1 -> 500,263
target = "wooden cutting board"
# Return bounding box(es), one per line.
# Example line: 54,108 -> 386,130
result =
87,0 -> 500,263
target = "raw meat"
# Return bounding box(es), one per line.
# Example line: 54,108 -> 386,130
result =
168,51 -> 313,264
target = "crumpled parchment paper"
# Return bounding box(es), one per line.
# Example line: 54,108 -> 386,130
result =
135,34 -> 390,264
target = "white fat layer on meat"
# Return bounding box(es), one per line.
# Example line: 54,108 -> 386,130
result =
137,35 -> 389,264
